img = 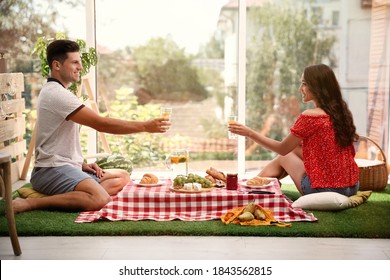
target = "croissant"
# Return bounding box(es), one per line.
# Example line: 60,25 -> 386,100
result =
140,173 -> 159,184
247,176 -> 271,186
206,167 -> 226,182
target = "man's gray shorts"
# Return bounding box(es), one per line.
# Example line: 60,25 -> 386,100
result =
30,165 -> 100,195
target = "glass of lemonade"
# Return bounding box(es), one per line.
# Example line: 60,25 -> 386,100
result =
166,150 -> 189,178
227,115 -> 237,139
160,107 -> 172,131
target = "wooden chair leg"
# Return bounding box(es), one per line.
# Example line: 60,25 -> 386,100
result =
0,154 -> 22,256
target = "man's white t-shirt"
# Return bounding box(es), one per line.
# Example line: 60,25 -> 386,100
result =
34,80 -> 85,169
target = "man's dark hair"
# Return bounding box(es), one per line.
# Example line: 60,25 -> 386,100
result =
46,39 -> 80,70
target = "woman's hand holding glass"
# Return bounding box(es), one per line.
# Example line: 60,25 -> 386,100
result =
227,116 -> 237,139
228,121 -> 254,138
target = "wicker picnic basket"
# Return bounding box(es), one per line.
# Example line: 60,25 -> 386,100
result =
355,135 -> 388,191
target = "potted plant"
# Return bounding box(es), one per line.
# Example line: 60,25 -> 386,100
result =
31,32 -> 98,94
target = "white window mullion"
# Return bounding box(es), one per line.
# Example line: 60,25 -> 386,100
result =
237,0 -> 246,175
85,0 -> 98,156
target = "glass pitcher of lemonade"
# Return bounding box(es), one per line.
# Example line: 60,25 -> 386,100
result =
166,150 -> 189,178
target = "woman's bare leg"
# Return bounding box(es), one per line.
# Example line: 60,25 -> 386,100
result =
259,146 -> 302,177
259,156 -> 287,179
258,146 -> 305,194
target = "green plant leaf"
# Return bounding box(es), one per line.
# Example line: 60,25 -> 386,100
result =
31,32 -> 98,95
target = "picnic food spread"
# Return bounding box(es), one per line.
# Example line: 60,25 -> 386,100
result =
75,165 -> 317,224
76,175 -> 318,223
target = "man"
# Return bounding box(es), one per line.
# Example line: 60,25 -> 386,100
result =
13,39 -> 169,213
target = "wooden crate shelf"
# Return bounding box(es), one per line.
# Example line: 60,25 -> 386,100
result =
0,72 -> 27,190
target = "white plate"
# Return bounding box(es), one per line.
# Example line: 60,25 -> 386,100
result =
240,181 -> 274,189
134,181 -> 163,187
169,186 -> 213,193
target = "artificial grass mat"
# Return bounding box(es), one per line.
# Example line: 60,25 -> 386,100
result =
1,184 -> 389,238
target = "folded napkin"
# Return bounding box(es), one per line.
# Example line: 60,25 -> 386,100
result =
221,204 -> 291,227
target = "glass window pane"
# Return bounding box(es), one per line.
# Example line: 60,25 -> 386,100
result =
242,0 -> 379,176
244,0 -> 339,175
95,0 -> 237,175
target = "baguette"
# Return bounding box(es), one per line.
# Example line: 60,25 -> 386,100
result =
205,175 -> 216,183
206,167 -> 226,182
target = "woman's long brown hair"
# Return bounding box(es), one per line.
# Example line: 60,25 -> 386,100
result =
303,64 -> 358,147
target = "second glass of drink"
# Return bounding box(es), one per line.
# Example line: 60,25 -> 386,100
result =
227,115 -> 237,139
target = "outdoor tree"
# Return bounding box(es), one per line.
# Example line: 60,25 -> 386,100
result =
0,0 -> 82,148
101,87 -> 167,167
197,32 -> 224,59
96,47 -> 135,113
131,37 -> 208,102
0,0 -> 82,71
245,0 -> 336,157
196,68 -> 226,138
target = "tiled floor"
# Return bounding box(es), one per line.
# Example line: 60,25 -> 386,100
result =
1,236 -> 390,260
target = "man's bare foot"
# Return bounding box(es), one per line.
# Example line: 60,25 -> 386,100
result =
12,198 -> 33,214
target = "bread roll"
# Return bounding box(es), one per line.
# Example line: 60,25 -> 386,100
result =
140,173 -> 159,184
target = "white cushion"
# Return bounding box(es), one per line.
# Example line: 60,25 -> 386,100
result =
292,192 -> 350,211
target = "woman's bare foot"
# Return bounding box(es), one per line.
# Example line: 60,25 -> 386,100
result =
12,198 -> 33,214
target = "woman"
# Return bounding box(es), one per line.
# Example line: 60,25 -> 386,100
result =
229,64 -> 359,196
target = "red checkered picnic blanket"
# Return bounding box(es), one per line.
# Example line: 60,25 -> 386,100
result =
75,178 -> 317,223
